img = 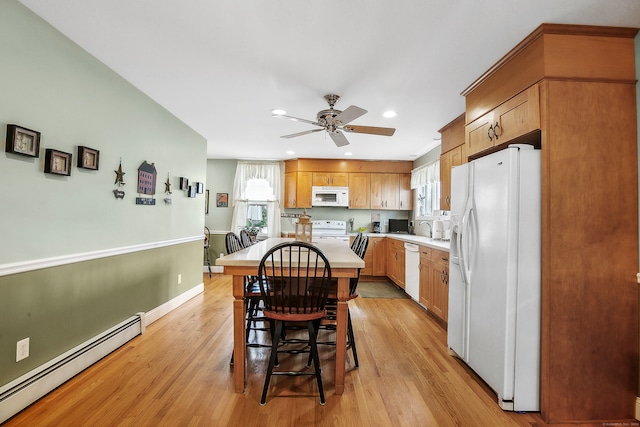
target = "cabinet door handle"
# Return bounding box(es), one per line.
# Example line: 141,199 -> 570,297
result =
493,122 -> 500,140
487,124 -> 494,141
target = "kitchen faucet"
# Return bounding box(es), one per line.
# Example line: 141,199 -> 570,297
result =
419,221 -> 432,238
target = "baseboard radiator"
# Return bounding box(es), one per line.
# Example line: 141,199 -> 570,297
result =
0,313 -> 145,424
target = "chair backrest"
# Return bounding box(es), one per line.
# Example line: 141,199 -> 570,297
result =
350,232 -> 362,252
350,235 -> 369,295
204,226 -> 211,248
239,229 -> 253,248
225,232 -> 244,255
354,235 -> 369,260
258,241 -> 332,317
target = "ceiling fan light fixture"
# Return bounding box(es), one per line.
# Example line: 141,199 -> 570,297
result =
383,110 -> 397,118
271,109 -> 286,116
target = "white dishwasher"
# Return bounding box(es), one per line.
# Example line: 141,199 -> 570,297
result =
404,242 -> 420,302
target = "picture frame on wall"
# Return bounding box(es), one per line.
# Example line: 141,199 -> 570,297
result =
5,124 -> 40,157
196,182 -> 204,194
180,177 -> 189,190
188,185 -> 196,198
44,149 -> 72,176
77,146 -> 100,170
205,190 -> 210,214
216,192 -> 228,208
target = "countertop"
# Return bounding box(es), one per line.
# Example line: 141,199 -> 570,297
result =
354,232 -> 450,252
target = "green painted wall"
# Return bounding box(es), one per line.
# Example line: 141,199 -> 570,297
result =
0,1 -> 207,387
0,241 -> 202,384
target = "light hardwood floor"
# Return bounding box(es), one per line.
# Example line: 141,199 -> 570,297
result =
4,274 -> 545,427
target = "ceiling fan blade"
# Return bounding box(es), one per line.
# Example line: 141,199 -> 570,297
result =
342,125 -> 396,136
273,114 -> 320,126
329,131 -> 350,147
280,128 -> 325,139
334,105 -> 367,125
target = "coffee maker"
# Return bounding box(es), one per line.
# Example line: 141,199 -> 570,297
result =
371,213 -> 381,233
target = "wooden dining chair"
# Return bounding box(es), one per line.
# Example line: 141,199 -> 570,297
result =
350,232 -> 362,252
225,232 -> 270,365
239,228 -> 254,247
318,235 -> 369,368
257,241 -> 332,405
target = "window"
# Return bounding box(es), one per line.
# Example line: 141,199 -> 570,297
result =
243,179 -> 273,235
411,160 -> 440,218
230,162 -> 282,238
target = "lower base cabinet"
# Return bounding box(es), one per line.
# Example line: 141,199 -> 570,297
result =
419,246 -> 448,323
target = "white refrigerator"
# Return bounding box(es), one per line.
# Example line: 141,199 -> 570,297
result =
447,144 -> 541,412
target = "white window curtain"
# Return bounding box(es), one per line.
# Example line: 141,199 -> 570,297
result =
411,160 -> 440,216
230,161 -> 282,238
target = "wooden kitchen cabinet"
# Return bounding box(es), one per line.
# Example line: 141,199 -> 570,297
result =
386,239 -> 405,288
465,84 -> 540,158
284,171 -> 312,208
312,172 -> 348,187
398,174 -> 412,210
371,237 -> 386,276
419,246 -> 448,323
429,249 -> 449,322
348,172 -> 370,209
418,246 -> 432,308
439,114 -> 466,211
461,24 -> 639,423
284,159 -> 413,211
370,173 -> 398,209
370,173 -> 411,210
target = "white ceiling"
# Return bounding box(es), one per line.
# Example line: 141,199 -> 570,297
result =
18,0 -> 640,161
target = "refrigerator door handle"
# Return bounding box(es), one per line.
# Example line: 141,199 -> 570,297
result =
460,204 -> 473,286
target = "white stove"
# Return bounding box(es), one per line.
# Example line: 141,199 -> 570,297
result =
311,220 -> 350,243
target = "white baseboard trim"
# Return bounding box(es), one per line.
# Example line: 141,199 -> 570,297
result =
145,283 -> 204,325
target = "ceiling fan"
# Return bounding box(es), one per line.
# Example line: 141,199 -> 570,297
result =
273,94 -> 396,147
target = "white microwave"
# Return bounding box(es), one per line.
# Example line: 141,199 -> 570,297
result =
312,186 -> 349,207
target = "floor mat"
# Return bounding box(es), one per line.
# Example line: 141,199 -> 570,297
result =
357,281 -> 409,299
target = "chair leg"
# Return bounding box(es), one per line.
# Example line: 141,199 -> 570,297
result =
347,309 -> 358,368
261,320 -> 283,405
307,320 -> 325,405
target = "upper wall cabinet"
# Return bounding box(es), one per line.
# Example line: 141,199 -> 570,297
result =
438,114 -> 466,210
312,172 -> 349,187
348,172 -> 371,209
465,84 -> 540,158
284,159 -> 412,210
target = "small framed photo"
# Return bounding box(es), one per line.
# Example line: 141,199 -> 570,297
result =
205,190 -> 210,214
180,177 -> 189,190
6,124 -> 40,157
77,146 -> 100,170
44,149 -> 72,176
188,185 -> 196,198
216,192 -> 228,208
196,182 -> 204,194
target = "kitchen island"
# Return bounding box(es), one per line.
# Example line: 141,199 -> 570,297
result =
216,238 -> 365,396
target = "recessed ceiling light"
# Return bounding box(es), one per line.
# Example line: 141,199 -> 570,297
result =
383,111 -> 397,118
344,152 -> 353,156
286,150 -> 295,155
271,109 -> 286,116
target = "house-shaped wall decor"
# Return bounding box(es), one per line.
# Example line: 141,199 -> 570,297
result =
136,161 -> 157,205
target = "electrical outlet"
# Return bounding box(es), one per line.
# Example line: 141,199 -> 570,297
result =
177,274 -> 182,285
16,338 -> 29,362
